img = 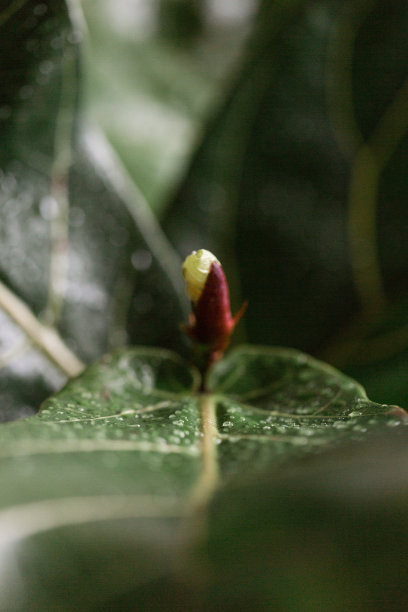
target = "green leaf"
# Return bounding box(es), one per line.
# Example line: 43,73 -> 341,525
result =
81,0 -> 259,214
0,0 -> 187,421
326,295 -> 408,405
163,0 -> 408,404
204,429 -> 408,612
0,345 -> 403,608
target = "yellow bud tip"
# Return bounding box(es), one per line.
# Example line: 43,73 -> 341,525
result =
182,249 -> 221,304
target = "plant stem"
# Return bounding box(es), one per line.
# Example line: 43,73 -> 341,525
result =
0,280 -> 84,378
187,393 -> 219,514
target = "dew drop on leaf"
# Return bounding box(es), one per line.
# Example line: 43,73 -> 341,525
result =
333,420 -> 348,429
387,419 -> 402,428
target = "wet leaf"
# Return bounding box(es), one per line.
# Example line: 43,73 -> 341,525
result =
0,344 -> 403,608
0,1 -> 187,421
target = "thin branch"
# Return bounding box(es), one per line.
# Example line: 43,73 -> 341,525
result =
0,280 -> 84,378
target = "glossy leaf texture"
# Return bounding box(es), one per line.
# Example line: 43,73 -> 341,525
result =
0,345 -> 404,609
163,0 -> 408,405
0,0 -> 188,421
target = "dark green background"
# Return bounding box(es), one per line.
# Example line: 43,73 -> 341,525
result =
1,1 -> 408,609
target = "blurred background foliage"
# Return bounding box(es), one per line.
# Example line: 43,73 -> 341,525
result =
81,0 -> 259,213
1,0 -> 408,415
1,1 -> 408,608
83,0 -> 408,406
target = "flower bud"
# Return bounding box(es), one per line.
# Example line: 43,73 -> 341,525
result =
182,249 -> 247,362
182,249 -> 220,304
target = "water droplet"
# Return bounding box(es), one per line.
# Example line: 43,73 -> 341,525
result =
222,421 -> 233,428
295,354 -> 307,364
131,249 -> 152,271
296,406 -> 310,415
352,425 -> 367,433
228,407 -> 242,415
300,428 -> 314,436
387,419 -> 401,428
169,435 -> 181,444
348,411 -> 362,417
40,196 -> 58,220
333,420 -> 348,429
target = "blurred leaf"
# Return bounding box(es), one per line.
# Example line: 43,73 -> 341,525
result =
204,429 -> 408,611
81,0 -> 259,213
158,0 -> 204,42
334,296 -> 408,405
163,0 -> 408,405
0,0 -> 187,421
0,344 -> 402,608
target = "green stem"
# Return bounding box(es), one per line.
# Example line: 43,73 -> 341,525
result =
187,393 -> 219,514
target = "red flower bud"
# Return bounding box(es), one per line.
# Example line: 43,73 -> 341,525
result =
182,249 -> 247,363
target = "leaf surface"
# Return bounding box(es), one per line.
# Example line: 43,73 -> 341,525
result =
0,345 -> 403,608
0,0 -> 187,421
